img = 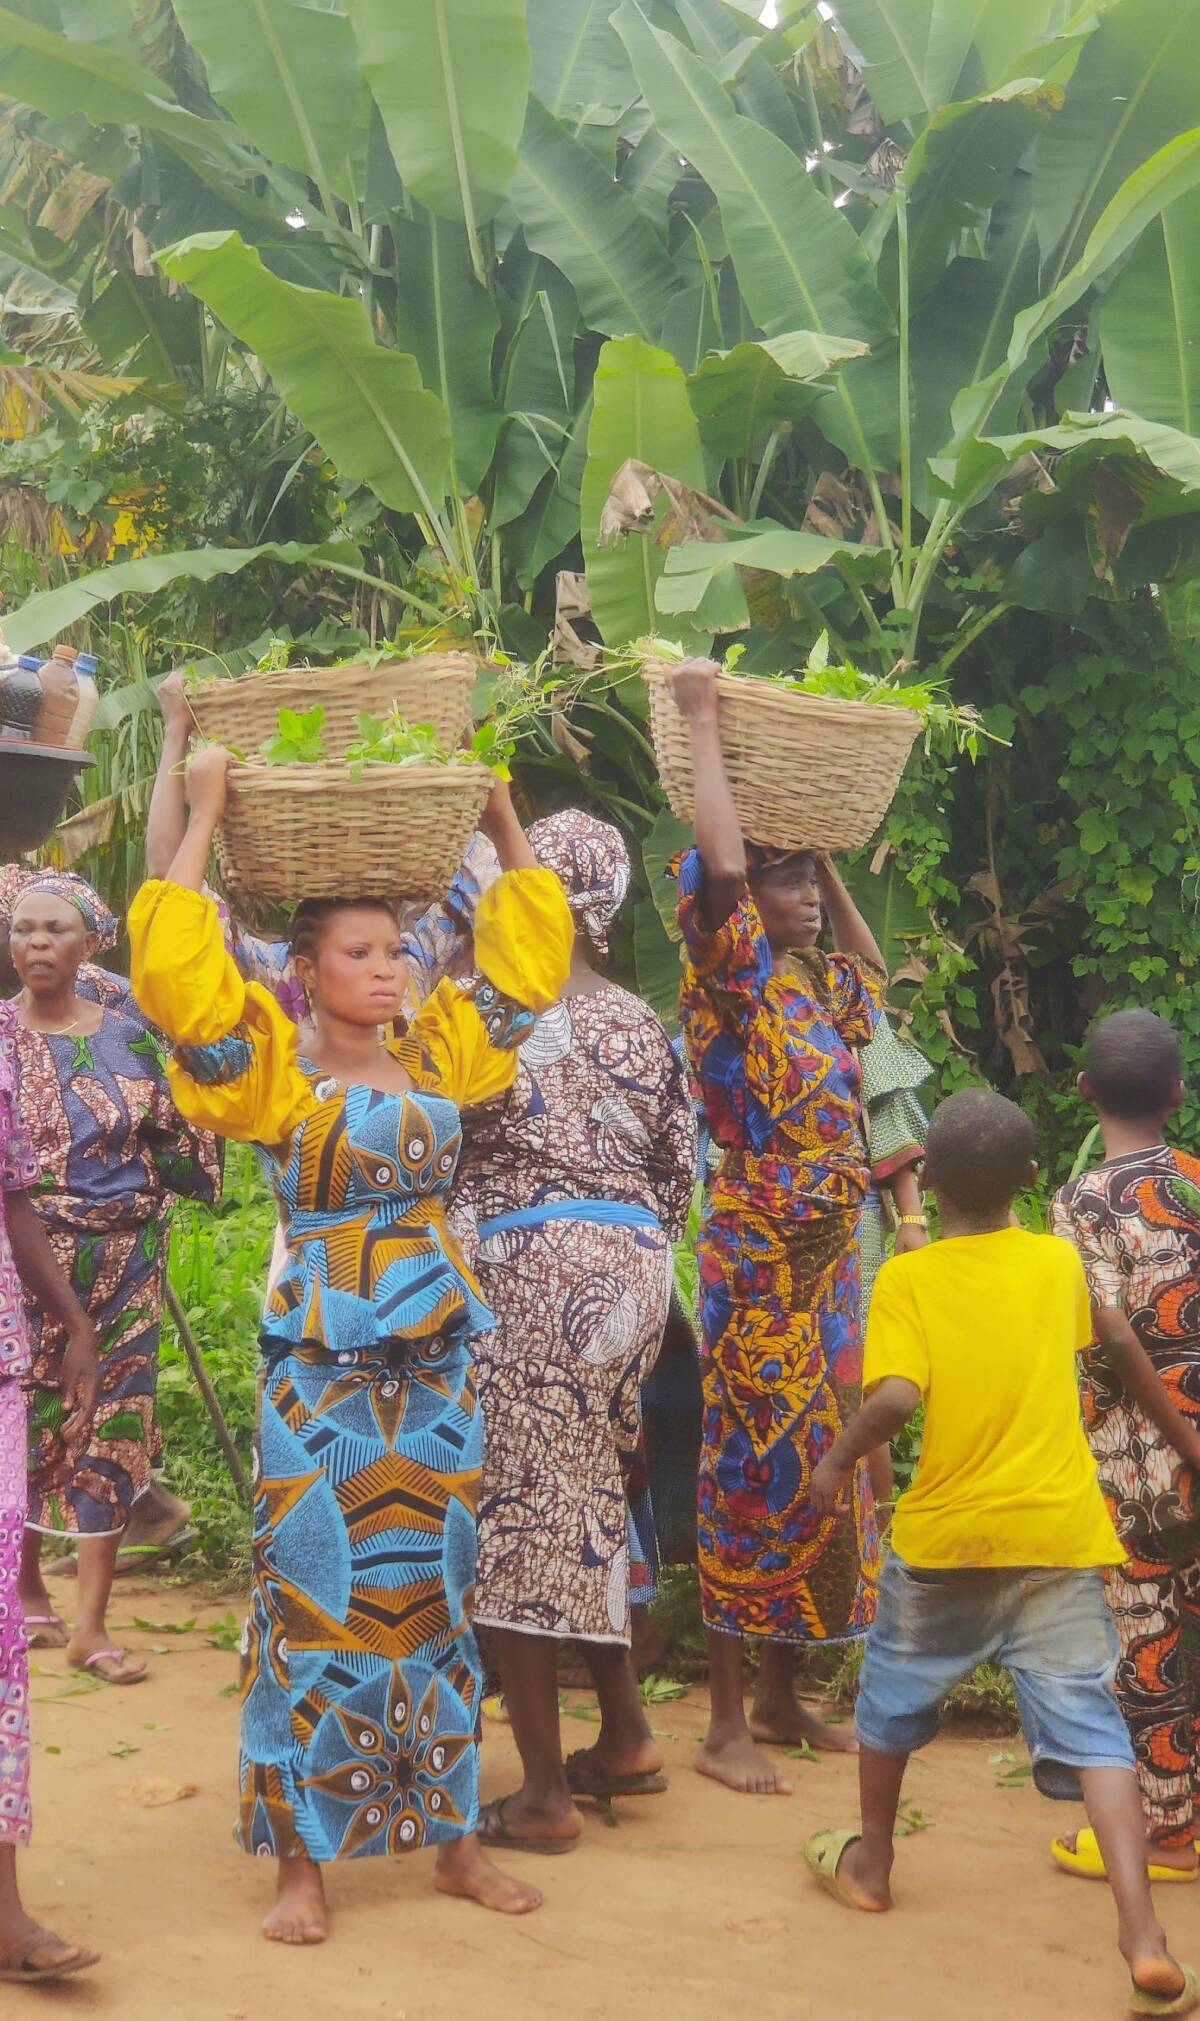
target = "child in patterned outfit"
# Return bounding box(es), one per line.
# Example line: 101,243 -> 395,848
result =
1051,1010 -> 1200,1885
0,996 -> 99,1983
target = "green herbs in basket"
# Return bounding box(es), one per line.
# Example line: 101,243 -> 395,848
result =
343,712 -> 446,772
344,706 -> 515,780
632,634 -> 1002,760
257,703 -> 514,780
260,705 -> 329,765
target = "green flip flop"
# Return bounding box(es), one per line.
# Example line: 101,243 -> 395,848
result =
113,1528 -> 199,1578
804,1829 -> 864,1908
1130,1965 -> 1200,2016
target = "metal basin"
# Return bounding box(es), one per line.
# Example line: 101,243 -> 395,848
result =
0,739 -> 94,853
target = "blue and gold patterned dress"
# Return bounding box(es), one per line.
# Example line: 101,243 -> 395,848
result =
129,869 -> 572,1863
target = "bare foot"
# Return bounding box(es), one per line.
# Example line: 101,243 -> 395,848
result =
263,1858 -> 327,1945
749,1700 -> 858,1755
832,1837 -> 893,1913
695,1733 -> 793,1795
0,1909 -> 99,1981
435,1833 -> 542,1914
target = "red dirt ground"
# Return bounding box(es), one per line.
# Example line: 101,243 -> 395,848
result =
19,1577 -> 1163,2021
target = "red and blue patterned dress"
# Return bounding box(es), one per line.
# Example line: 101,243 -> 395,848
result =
676,847 -> 882,1645
16,1011 -> 219,1536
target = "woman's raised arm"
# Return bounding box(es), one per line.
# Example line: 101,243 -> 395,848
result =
814,852 -> 885,971
476,777 -> 537,873
668,660 -> 745,931
162,744 -> 233,892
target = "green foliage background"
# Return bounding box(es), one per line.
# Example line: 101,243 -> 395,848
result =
3,0 -> 1200,1622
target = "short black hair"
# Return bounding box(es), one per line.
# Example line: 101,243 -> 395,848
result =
289,895 -> 401,963
923,1088 -> 1035,1217
1084,1008 -> 1181,1119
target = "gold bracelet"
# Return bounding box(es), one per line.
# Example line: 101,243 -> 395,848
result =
897,1214 -> 928,1227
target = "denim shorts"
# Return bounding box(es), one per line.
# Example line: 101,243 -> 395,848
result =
855,1555 -> 1135,1799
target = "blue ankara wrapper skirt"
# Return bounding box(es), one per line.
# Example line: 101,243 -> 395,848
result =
237,1332 -> 483,1861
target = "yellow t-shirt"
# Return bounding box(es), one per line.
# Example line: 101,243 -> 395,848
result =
866,1228 -> 1122,1570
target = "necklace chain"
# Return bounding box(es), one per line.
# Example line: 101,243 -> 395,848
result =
16,993 -> 82,1037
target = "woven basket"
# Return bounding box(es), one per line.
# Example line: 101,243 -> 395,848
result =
216,760 -> 494,907
189,653 -> 476,759
643,662 -> 922,852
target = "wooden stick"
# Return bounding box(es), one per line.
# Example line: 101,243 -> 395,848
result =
165,1279 -> 251,1503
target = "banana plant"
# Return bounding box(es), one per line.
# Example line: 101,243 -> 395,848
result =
1,0 -> 1198,685
597,0 -> 1200,674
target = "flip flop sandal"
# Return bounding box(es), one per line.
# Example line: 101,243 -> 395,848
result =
1052,1827 -> 1198,1884
477,1797 -> 577,1856
565,1747 -> 668,1799
23,1613 -> 68,1648
804,1828 -> 865,1909
0,1942 -> 99,1984
1130,1964 -> 1200,2016
113,1529 -> 199,1578
72,1647 -> 148,1686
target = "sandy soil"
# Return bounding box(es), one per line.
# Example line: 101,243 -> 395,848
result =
16,1576 -> 1169,2021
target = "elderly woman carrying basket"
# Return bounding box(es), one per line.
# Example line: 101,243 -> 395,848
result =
667,660 -> 891,1795
131,747 -> 573,1943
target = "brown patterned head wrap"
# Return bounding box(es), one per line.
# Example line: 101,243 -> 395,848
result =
528,808 -> 631,957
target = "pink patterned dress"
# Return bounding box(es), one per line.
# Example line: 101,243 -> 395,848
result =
0,1000 -> 35,1846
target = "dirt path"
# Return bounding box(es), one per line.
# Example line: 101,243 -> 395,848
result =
20,1577 -> 1159,2021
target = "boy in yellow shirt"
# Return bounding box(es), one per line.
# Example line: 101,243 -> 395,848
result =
807,1089 -> 1196,2018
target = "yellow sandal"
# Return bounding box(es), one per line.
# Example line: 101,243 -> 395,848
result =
1051,1827 -> 1198,1884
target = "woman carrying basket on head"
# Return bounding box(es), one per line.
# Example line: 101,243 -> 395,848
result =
668,659 -> 887,1795
147,670 -> 500,1027
129,747 -> 573,1943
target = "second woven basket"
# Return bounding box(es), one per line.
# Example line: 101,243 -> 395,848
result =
643,661 -> 921,853
216,760 -> 494,908
190,652 -> 476,758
